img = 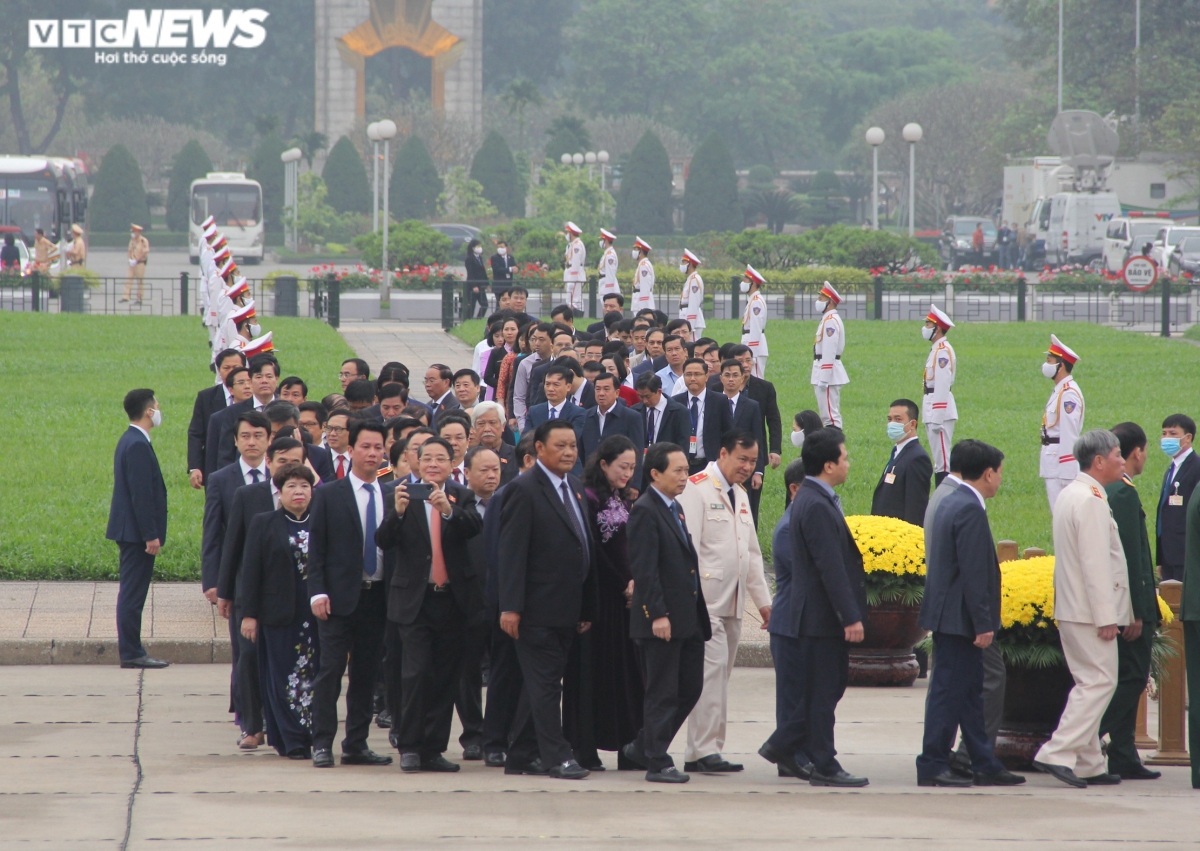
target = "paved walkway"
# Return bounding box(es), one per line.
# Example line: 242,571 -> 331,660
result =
337,320 -> 476,373
1,665 -> 1193,849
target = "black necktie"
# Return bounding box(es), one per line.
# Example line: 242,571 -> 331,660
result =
560,481 -> 586,548
645,408 -> 655,445
362,483 -> 377,579
885,446 -> 897,474
727,487 -> 736,509
690,396 -> 699,433
249,468 -> 262,485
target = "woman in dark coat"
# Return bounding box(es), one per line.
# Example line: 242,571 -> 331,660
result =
237,463 -> 319,759
464,238 -> 490,319
563,435 -> 644,768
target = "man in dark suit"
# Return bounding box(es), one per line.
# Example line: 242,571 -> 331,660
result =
471,402 -> 519,485
187,348 -> 245,489
1157,413 -> 1200,581
527,329 -> 577,410
871,399 -> 934,527
634,373 -> 690,451
587,295 -> 625,334
307,421 -> 394,768
490,240 -> 516,299
498,420 -> 597,779
262,399 -> 336,483
621,443 -> 711,783
424,364 -> 461,425
201,410 -> 269,601
580,373 -> 645,486
758,428 -> 868,787
375,437 -> 483,772
673,358 -> 733,475
917,440 -> 1024,787
631,328 -> 667,381
205,354 -> 279,478
106,389 -> 169,669
523,365 -> 586,453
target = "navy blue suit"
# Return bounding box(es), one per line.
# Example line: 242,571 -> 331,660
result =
480,482 -> 526,758
187,383 -> 230,477
579,402 -> 645,484
523,401 -> 586,474
672,389 -> 734,472
204,399 -> 253,479
201,461 -> 264,593
106,425 -> 167,662
916,486 -> 1006,780
727,393 -> 766,474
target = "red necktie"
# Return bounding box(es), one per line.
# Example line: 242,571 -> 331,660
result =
429,507 -> 448,586
336,456 -> 346,479
452,468 -> 462,484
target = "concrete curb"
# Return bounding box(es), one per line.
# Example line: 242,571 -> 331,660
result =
0,639 -> 232,665
735,641 -> 772,668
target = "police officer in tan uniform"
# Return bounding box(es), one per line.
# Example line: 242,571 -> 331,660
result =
122,224 -> 150,304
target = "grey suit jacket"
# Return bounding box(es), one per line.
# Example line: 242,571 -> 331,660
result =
919,485 -> 1001,638
923,475 -> 961,549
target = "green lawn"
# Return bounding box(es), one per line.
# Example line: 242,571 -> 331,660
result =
0,314 -> 354,580
456,318 -> 1200,557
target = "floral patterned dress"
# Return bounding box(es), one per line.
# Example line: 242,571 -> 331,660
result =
258,511 -> 320,757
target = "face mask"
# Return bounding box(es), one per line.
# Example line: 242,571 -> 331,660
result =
679,263 -> 689,275
886,422 -> 908,442
249,322 -> 262,337
1162,437 -> 1182,457
631,250 -> 640,260
473,246 -> 483,256
790,430 -> 805,448
497,247 -> 506,256
1041,362 -> 1059,379
150,408 -> 162,428
815,299 -> 827,312
921,325 -> 935,341
740,281 -> 751,294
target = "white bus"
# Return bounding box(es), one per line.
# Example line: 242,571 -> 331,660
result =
189,172 -> 263,264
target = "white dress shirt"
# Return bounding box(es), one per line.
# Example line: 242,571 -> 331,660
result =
596,401 -> 618,435
350,471 -> 384,581
726,391 -> 740,418
536,460 -> 587,536
646,394 -> 669,443
238,456 -> 268,486
572,380 -> 589,407
1168,448 -> 1194,486
331,450 -> 352,477
686,391 -> 706,458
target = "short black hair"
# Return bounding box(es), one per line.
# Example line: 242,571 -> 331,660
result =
416,436 -> 453,460
437,416 -> 469,437
801,427 -> 845,477
890,399 -> 919,424
544,364 -> 574,385
603,292 -> 625,307
550,304 -> 574,321
378,383 -> 406,403
533,321 -> 555,337
262,400 -> 299,425
534,418 -> 577,445
453,368 -> 481,386
665,318 -> 691,335
299,400 -> 327,424
726,343 -> 751,359
720,358 -> 744,374
267,436 -> 303,458
123,388 -> 156,420
635,372 -> 662,393
272,461 -> 316,490
593,372 -> 618,390
249,354 -> 280,378
794,410 -> 823,434
556,356 -> 583,378
663,334 -> 685,350
325,408 -> 351,426
694,336 -> 718,351
645,441 -> 685,477
342,357 -> 370,380
956,440 -> 1005,481
224,365 -> 249,388
516,431 -> 537,466
390,416 -> 424,440
1163,413 -> 1197,438
719,428 -> 758,455
389,438 -> 407,467
646,327 -> 666,342
683,357 -> 707,373
1111,422 -> 1148,460
349,420 -> 387,447
784,458 -> 806,490
214,348 -> 246,370
465,444 -> 499,470
279,376 -> 308,397
603,311 -> 624,330
235,410 -> 271,433
428,363 -> 453,382
509,285 -> 528,297
344,379 -> 375,405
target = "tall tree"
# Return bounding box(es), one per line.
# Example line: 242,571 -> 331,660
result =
501,78 -> 544,149
482,0 -> 572,92
470,131 -> 523,217
390,135 -> 443,221
166,140 -> 213,232
0,0 -> 85,154
616,131 -> 674,235
322,136 -> 372,214
89,144 -> 150,232
248,132 -> 287,232
683,133 -> 742,234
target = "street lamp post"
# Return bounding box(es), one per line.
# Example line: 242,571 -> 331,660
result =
597,150 -> 609,193
375,120 -> 397,273
902,123 -> 923,238
280,147 -> 302,251
367,122 -> 382,233
865,127 -> 885,230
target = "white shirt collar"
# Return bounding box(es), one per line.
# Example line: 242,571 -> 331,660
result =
959,480 -> 987,510
894,436 -> 919,455
1172,447 -> 1194,470
239,456 -> 268,480
651,485 -> 675,508
348,469 -> 377,491
130,423 -> 150,440
537,460 -> 567,491
652,394 -> 669,413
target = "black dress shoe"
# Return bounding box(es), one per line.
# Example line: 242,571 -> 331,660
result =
618,742 -> 647,771
341,749 -> 393,766
483,751 -> 507,768
286,747 -> 311,760
375,709 -> 392,729
947,751 -> 974,779
400,753 -> 422,772
504,758 -> 549,776
758,742 -> 805,780
810,768 -> 869,788
974,769 -> 1026,786
684,754 -> 743,774
421,755 -> 461,772
1032,760 -> 1087,788
389,730 -> 401,752
312,748 -> 334,768
578,754 -> 606,771
646,766 -> 690,783
1118,764 -> 1162,780
462,744 -> 482,760
549,759 -> 590,779
120,656 -> 169,669
1081,772 -> 1122,786
917,770 -> 973,787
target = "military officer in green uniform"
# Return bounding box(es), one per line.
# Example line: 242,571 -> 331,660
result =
1099,423 -> 1161,780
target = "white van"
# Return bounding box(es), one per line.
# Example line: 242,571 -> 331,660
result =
1102,213 -> 1171,274
1046,191 -> 1122,266
1148,225 -> 1200,272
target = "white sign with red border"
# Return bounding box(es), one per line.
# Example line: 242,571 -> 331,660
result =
1122,255 -> 1158,291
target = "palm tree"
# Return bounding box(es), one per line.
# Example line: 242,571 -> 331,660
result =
754,189 -> 800,235
290,131 -> 329,170
501,78 -> 543,150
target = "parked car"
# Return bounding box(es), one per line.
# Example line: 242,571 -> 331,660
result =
1102,213 -> 1170,274
939,216 -> 997,269
1149,225 -> 1200,273
430,223 -> 482,253
1168,237 -> 1200,279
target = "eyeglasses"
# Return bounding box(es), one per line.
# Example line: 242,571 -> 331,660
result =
326,426 -> 347,434
338,372 -> 359,380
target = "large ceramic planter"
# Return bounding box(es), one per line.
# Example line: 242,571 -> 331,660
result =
848,602 -> 926,687
994,662 -> 1074,769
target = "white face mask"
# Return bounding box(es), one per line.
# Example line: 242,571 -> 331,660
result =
790,429 -> 805,448
631,250 -> 640,260
473,246 -> 483,256
679,263 -> 689,275
815,298 -> 827,312
249,322 -> 262,337
150,408 -> 162,428
1041,361 -> 1059,379
921,325 -> 935,341
497,247 -> 506,256
740,281 -> 751,294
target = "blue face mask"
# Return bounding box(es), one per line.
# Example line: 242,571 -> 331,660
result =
886,422 -> 908,442
1162,437 -> 1182,457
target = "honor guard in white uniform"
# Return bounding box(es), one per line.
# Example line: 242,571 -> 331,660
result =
220,300 -> 259,355
740,265 -> 768,378
598,228 -> 619,297
678,249 -> 705,332
241,331 -> 275,361
212,277 -> 249,358
1040,334 -> 1085,512
632,237 -> 656,311
811,281 -> 849,428
563,221 -> 587,313
922,304 -> 957,484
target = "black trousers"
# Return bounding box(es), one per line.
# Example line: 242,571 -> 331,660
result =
384,620 -> 403,730
395,591 -> 466,757
116,542 -> 155,661
455,622 -> 489,749
634,635 -> 705,771
766,633 -> 848,774
1098,625 -> 1154,774
509,624 -> 576,767
748,482 -> 762,528
916,633 -> 1005,779
482,621 -> 525,757
468,286 -> 489,318
311,584 -> 387,754
233,602 -> 263,736
687,456 -> 707,476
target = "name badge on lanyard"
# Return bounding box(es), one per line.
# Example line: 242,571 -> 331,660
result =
884,471 -> 896,485
689,435 -> 698,453
1170,482 -> 1183,506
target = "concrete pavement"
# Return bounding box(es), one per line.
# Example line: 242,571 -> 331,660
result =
0,665 -> 1194,849
337,320 -> 476,372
